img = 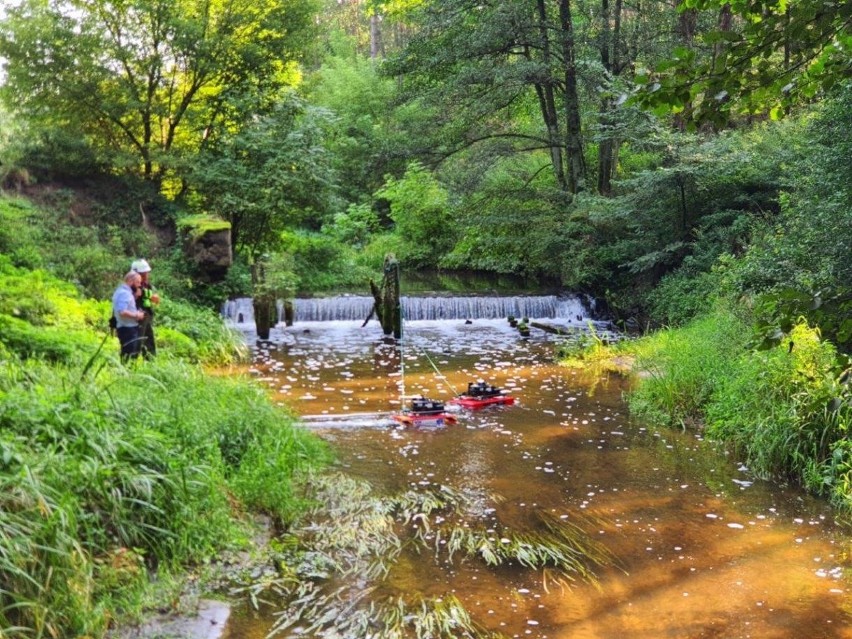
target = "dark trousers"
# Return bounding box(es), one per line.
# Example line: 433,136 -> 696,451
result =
117,326 -> 141,361
138,316 -> 156,358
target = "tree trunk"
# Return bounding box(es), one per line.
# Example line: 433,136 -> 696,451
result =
558,0 -> 587,194
534,1 -> 568,191
283,299 -> 294,327
596,0 -> 623,196
370,13 -> 385,59
251,261 -> 275,340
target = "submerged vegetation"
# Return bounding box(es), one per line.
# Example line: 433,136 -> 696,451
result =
264,474 -> 615,638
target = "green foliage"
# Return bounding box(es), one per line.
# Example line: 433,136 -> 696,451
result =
281,230 -> 376,293
252,252 -> 299,300
704,324 -> 851,500
440,152 -> 570,278
0,314 -> 100,363
305,54 -> 407,202
154,298 -> 247,365
190,94 -> 339,259
567,121 -> 799,318
0,191 -> 150,300
646,260 -> 726,326
0,195 -> 44,269
627,308 -> 852,507
0,355 -> 330,638
325,202 -> 381,248
376,162 -> 455,268
0,0 -> 318,182
628,306 -> 751,427
635,0 -> 852,127
730,86 -> 852,352
0,250 -> 244,366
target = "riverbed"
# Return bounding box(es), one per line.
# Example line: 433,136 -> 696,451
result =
228,318 -> 852,638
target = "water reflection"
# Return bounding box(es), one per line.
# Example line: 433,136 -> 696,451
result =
233,319 -> 852,639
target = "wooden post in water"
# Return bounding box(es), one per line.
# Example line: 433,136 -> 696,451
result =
250,259 -> 277,340
282,299 -> 294,326
368,254 -> 402,338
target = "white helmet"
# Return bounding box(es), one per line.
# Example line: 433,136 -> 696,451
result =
131,258 -> 151,273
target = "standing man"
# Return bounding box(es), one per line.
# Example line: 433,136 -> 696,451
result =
131,259 -> 160,358
112,271 -> 144,361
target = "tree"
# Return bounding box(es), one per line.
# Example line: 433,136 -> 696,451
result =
190,94 -> 338,260
305,54 -> 405,203
635,0 -> 852,126
376,161 -> 454,267
383,0 -> 589,194
0,0 -> 317,183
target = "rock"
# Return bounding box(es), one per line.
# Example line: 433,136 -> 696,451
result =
178,216 -> 232,282
114,599 -> 230,639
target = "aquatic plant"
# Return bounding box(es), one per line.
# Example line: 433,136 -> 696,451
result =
437,511 -> 614,587
265,474 -> 615,637
271,586 -> 508,639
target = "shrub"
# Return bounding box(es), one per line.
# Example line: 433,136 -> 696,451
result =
705,323 -> 851,494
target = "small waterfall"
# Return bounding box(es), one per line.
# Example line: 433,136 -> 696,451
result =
222,294 -> 593,324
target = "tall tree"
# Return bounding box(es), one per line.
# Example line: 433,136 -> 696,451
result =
190,95 -> 338,260
384,0 -> 589,195
0,0 -> 317,184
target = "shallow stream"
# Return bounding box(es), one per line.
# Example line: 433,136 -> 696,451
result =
227,318 -> 852,638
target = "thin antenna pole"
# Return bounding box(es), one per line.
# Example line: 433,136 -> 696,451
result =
420,348 -> 460,397
399,304 -> 405,408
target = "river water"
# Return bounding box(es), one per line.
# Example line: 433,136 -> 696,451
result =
227,318 -> 852,639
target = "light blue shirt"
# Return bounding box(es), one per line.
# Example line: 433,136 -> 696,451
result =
112,283 -> 139,328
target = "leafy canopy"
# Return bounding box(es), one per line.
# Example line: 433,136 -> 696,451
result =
635,0 -> 852,126
0,0 -> 318,180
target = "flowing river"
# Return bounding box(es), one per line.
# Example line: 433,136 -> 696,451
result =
225,316 -> 852,639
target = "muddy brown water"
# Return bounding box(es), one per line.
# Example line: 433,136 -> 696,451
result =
227,319 -> 852,639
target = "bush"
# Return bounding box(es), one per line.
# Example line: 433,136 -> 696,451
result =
627,309 -> 852,507
705,323 -> 851,495
0,314 -> 101,362
155,298 -> 247,364
281,230 -> 374,292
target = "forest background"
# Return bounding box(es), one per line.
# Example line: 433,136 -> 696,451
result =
0,0 -> 850,636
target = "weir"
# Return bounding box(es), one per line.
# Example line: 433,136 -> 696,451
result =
221,294 -> 593,324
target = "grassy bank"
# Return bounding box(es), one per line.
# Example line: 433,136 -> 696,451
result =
0,194 -> 332,637
0,350 -> 331,637
571,306 -> 852,509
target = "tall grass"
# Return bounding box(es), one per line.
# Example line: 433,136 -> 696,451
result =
627,307 -> 750,427
622,306 -> 852,507
0,354 -> 330,637
0,256 -> 246,366
704,323 -> 852,499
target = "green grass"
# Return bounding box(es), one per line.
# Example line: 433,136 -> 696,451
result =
611,305 -> 852,508
0,352 -> 330,637
627,308 -> 750,428
0,255 -> 246,366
